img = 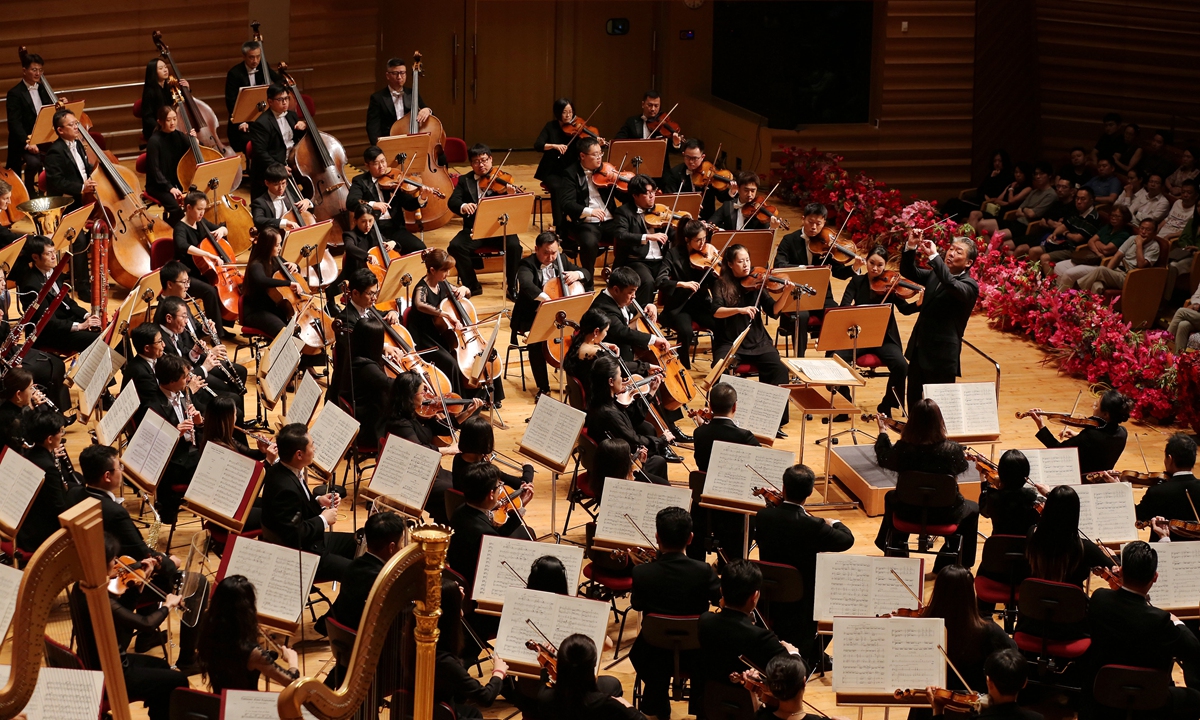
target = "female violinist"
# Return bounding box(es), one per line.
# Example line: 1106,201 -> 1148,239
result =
173,191 -> 232,335
1023,390 -> 1132,475
736,653 -> 850,720
534,98 -> 601,183
708,244 -> 791,434
345,318 -> 394,449
833,246 -> 920,417
410,248 -> 505,405
562,309 -> 616,390
538,635 -> 641,720
454,415 -> 535,497
978,450 -> 1044,537
242,227 -> 303,336
585,355 -> 672,478
434,575 -> 509,719
140,58 -> 185,145
196,575 -> 299,693
144,106 -> 194,226
655,219 -> 718,370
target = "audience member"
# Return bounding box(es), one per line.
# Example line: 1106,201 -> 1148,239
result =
1083,158 -> 1122,205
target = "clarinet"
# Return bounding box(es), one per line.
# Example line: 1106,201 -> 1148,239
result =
55,437 -> 79,488
185,297 -> 245,393
181,388 -> 197,446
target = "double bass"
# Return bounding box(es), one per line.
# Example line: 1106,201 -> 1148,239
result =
388,52 -> 453,232
275,63 -> 351,229
151,31 -> 241,188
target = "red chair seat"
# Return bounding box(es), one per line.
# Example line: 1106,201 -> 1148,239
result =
893,518 -> 959,536
132,98 -> 142,117
149,237 -> 174,271
857,353 -> 884,368
583,562 -> 632,594
0,540 -> 32,564
1014,632 -> 1091,658
974,575 -> 1019,604
242,325 -> 270,338
733,363 -> 758,375
808,315 -> 822,328
37,170 -> 47,193
245,140 -> 253,156
575,471 -> 597,499
135,152 -> 148,174
444,137 -> 468,164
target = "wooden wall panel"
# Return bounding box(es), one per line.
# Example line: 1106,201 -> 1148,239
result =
1035,0 -> 1200,161
970,0 -> 1038,178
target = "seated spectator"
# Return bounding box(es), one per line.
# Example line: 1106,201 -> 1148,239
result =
1168,284 -> 1200,354
1059,147 -> 1094,188
1054,206 -> 1133,289
1142,129 -> 1177,181
1117,171 -> 1171,225
1092,112 -> 1125,165
1170,213 -> 1200,277
1166,148 -> 1199,202
1113,122 -> 1144,173
967,162 -> 1031,227
1159,179 -> 1198,243
989,163 -> 1057,248
943,150 -> 1013,220
1113,168 -> 1145,213
1083,158 -> 1123,205
1071,219 -> 1161,293
1030,186 -> 1100,265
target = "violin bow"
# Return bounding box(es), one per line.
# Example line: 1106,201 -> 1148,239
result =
1134,431 -> 1151,473
623,513 -> 656,548
819,205 -> 856,266
526,619 -> 557,652
744,464 -> 782,492
1187,489 -> 1200,523
500,560 -> 529,587
602,153 -> 630,213
1061,391 -> 1083,441
936,645 -> 977,697
383,150 -> 423,209
481,148 -> 514,200
890,569 -> 923,609
560,101 -> 604,155
647,102 -> 680,139
697,142 -> 723,205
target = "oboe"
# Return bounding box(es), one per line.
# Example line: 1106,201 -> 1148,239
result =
185,296 -> 245,393
181,388 -> 197,445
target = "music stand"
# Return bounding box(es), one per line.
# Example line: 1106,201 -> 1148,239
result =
712,230 -> 774,268
608,139 -> 668,177
29,101 -> 84,146
230,86 -> 268,125
656,193 -> 702,219
376,134 -> 434,176
699,322 -> 752,392
814,304 -> 892,445
771,267 -> 830,316
49,203 -> 94,255
378,250 -> 426,309
526,292 -> 597,401
191,156 -> 241,197
471,311 -> 508,429
472,193 -> 534,299
280,219 -> 334,267
105,274 -> 162,349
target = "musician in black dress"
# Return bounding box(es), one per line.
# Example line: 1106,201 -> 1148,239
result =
380,372 -> 465,525
708,244 -> 791,434
144,106 -> 193,226
345,317 -> 392,450
1023,390 -> 1132,476
15,235 -> 101,353
345,145 -> 428,254
513,231 -> 590,398
196,575 -> 301,693
0,181 -> 20,248
409,249 -> 504,405
172,191 -> 230,333
447,143 -> 525,297
224,40 -> 267,156
433,575 -> 509,719
0,318 -> 69,412
6,51 -> 52,193
660,139 -> 736,221
584,355 -> 670,481
656,219 -> 718,370
539,635 -> 639,720
0,368 -> 38,451
773,202 -> 853,357
534,98 -> 586,184
140,58 -> 180,145
241,227 -> 303,337
562,308 -> 614,394
833,246 -> 920,416
978,450 -> 1043,538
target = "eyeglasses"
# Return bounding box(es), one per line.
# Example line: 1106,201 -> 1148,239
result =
386,71 -> 406,77
153,338 -> 165,346
683,153 -> 704,160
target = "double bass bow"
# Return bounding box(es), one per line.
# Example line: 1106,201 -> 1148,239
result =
275,62 -> 351,229
278,177 -> 338,289
389,52 -> 453,232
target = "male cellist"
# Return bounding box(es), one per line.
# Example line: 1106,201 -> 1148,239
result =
365,59 -> 430,146
224,40 -> 266,155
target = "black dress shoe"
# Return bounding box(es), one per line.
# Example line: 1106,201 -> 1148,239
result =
876,403 -> 893,418
668,425 -> 694,444
822,414 -> 851,424
776,429 -> 788,439
663,447 -> 684,464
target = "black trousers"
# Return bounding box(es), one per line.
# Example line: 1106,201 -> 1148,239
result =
447,230 -> 523,292
379,218 -> 427,254
661,299 -> 715,370
227,125 -> 249,156
834,342 -> 908,413
315,530 -> 360,583
624,259 -> 662,306
36,326 -> 102,354
527,340 -> 552,394
145,187 -> 184,227
562,223 -> 601,290
243,305 -> 289,337
906,356 -> 958,412
123,654 -> 188,720
874,492 -> 980,571
185,270 -> 227,332
15,151 -> 43,196
712,344 -> 790,426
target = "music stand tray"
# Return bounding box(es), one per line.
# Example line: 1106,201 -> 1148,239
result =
378,250 -> 426,307
30,101 -> 84,146
655,193 -> 702,220
49,202 -> 94,255
230,86 -> 268,125
191,156 -> 242,197
608,139 -> 668,177
280,220 -> 334,267
711,230 -> 774,269
473,193 -> 534,240
771,267 -> 831,315
527,292 -> 597,400
377,134 -> 435,176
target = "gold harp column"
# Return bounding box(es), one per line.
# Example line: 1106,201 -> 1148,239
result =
411,524 -> 451,720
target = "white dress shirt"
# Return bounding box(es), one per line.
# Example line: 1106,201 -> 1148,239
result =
70,141 -> 88,180
26,83 -> 42,115
373,177 -> 391,220
391,90 -> 406,120
636,208 -> 662,260
583,170 -> 610,223
269,191 -> 289,218
274,111 -> 294,150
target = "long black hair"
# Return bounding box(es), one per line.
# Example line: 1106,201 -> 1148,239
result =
552,634 -> 600,710
587,356 -> 620,411
1027,485 -> 1084,583
384,372 -> 424,422
713,244 -> 748,306
197,575 -> 260,691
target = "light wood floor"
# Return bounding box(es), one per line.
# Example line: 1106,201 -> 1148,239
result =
10,157 -> 1188,719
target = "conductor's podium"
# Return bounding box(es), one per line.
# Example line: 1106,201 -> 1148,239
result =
827,444 -> 982,516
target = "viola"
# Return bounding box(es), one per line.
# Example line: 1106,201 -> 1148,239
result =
611,546 -> 656,565
741,195 -> 790,230
1135,518 -> 1200,539
647,113 -> 685,143
1015,410 -> 1106,429
894,687 -> 982,711
963,447 -> 1002,489
110,555 -> 152,595
870,270 -> 924,299
811,226 -> 865,268
525,640 -> 558,686
752,486 -> 783,506
690,161 -> 717,188
877,607 -> 923,618
560,116 -> 606,147
862,413 -> 906,434
415,393 -> 482,420
701,166 -> 735,192
1084,469 -> 1168,487
591,162 -> 634,192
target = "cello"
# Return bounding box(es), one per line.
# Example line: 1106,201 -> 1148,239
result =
275,63 -> 351,230
151,31 -> 241,188
269,254 -> 334,355
629,298 -> 697,410
191,184 -> 244,322
388,52 -> 453,232
165,79 -> 223,191
436,283 -> 500,389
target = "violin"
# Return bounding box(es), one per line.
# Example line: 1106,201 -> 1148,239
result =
811,226 -> 865,268
1091,565 -> 1123,589
686,407 -> 713,425
110,555 -> 152,595
894,688 -> 982,711
377,167 -> 447,199
1084,469 -> 1168,487
644,204 -> 709,231
614,371 -> 664,407
877,607 -> 923,619
480,168 -> 525,196
492,486 -> 525,527
741,195 -> 790,230
414,393 -> 483,421
862,413 -> 906,434
740,268 -> 795,294
964,447 -> 1001,489
1135,518 -> 1200,539
525,640 -> 558,686
1014,410 -> 1106,429
610,546 -> 657,565
870,270 -> 924,300
647,112 -> 685,143
752,486 -> 783,506
560,116 -> 606,147
591,162 -> 634,192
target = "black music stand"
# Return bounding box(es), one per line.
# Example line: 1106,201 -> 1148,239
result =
814,304 -> 892,445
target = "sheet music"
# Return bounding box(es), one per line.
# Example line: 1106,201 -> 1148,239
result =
261,336 -> 301,403
472,536 -> 585,606
285,370 -> 322,426
0,564 -> 23,639
0,448 -> 46,535
121,410 -> 180,489
0,666 -> 105,720
220,689 -> 318,720
715,375 -> 792,440
367,435 -> 442,512
221,537 -> 319,625
595,478 -> 692,548
1075,482 -> 1138,543
265,315 -> 298,372
702,441 -> 794,506
1020,448 -> 1081,486
185,442 -> 261,521
788,358 -> 856,383
96,383 -> 139,446
309,402 -> 359,474
519,396 -> 586,469
1148,542 -> 1200,610
494,588 -> 609,672
74,336 -> 122,415
922,383 -> 999,437
832,617 -> 946,693
813,555 -> 925,621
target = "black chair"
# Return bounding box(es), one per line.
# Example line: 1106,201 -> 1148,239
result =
704,680 -> 757,720
169,688 -> 220,720
633,614 -> 701,708
974,534 -> 1029,633
1092,665 -> 1172,720
562,432 -> 601,536
752,559 -> 804,629
1013,578 -> 1091,679
885,471 -> 963,567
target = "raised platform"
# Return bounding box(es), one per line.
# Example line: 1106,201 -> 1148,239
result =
826,444 -> 982,517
